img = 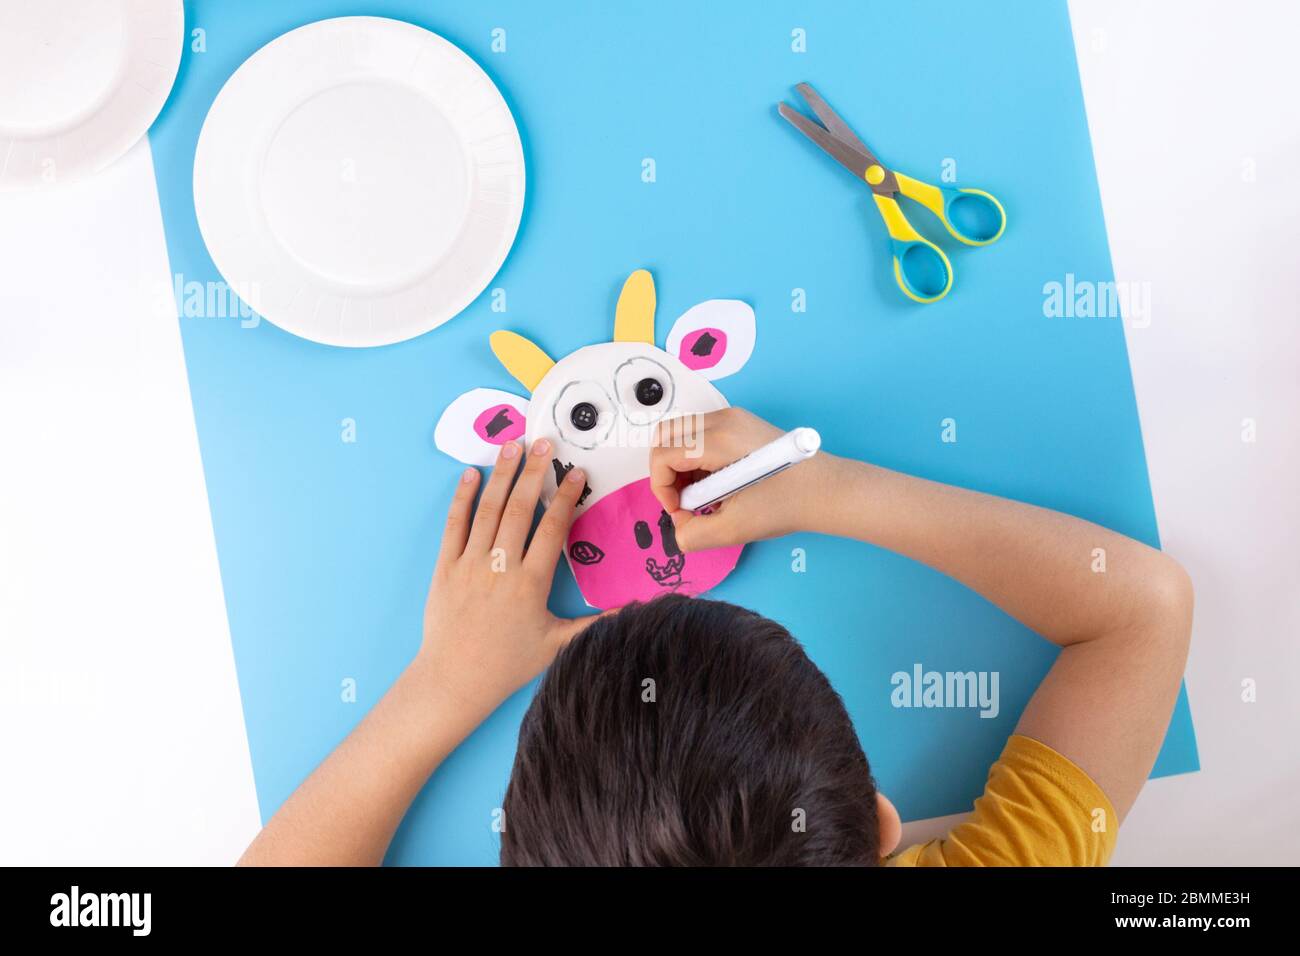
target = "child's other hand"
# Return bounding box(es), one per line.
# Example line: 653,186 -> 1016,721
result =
420,438 -> 598,724
650,408 -> 837,553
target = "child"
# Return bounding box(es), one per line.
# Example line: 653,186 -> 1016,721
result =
238,408 -> 1192,866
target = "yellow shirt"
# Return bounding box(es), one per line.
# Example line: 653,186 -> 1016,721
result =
887,734 -> 1117,867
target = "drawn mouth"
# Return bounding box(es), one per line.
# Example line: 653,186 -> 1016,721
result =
646,552 -> 685,586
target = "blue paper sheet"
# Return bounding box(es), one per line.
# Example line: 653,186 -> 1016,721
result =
149,0 -> 1198,864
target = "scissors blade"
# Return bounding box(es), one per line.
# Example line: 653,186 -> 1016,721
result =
794,82 -> 879,163
778,102 -> 874,180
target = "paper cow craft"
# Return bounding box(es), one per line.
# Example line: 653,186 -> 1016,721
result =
434,269 -> 756,610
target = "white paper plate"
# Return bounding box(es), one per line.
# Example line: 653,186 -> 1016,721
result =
0,0 -> 183,191
193,16 -> 526,348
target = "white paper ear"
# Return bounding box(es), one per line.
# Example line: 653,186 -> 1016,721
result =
434,388 -> 529,466
664,299 -> 755,380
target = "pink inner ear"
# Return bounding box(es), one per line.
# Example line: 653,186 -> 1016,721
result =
678,327 -> 728,371
473,404 -> 526,445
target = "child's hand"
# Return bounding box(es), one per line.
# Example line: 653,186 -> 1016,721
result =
239,438 -> 596,866
650,408 -> 839,553
419,438 -> 598,724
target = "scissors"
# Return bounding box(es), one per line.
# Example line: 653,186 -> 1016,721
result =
778,83 -> 1006,304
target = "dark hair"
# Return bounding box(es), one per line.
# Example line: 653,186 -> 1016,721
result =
500,595 -> 879,866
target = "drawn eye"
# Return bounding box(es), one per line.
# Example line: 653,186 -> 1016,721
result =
614,355 -> 675,426
552,380 -> 614,450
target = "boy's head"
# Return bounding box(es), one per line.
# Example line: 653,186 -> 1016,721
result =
501,595 -> 899,865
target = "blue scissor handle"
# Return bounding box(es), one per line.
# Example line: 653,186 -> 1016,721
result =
889,236 -> 953,304
896,173 -> 1008,247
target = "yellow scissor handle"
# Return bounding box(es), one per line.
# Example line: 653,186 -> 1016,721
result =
871,193 -> 954,304
894,172 -> 1007,246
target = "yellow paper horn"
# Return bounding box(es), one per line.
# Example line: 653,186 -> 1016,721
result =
613,269 -> 655,344
490,330 -> 556,393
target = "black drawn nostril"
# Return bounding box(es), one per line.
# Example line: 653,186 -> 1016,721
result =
658,509 -> 680,557
634,520 -> 652,550
569,541 -> 604,565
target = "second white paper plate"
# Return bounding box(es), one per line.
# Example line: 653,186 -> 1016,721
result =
0,0 -> 184,191
193,16 -> 525,347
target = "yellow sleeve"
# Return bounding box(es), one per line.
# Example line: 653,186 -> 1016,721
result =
887,734 -> 1117,867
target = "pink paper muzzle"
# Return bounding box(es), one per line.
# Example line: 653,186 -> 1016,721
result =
565,477 -> 743,610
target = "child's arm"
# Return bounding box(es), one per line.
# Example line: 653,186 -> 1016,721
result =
651,409 -> 1192,821
238,440 -> 594,866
